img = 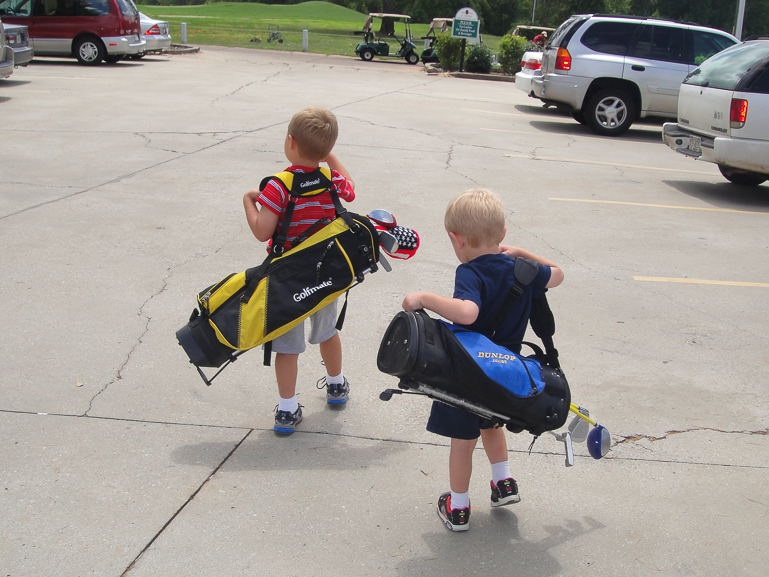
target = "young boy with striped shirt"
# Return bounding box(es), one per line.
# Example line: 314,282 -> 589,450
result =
243,107 -> 355,434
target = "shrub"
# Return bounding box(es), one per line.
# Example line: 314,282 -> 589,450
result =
434,32 -> 466,72
465,43 -> 493,74
497,34 -> 528,74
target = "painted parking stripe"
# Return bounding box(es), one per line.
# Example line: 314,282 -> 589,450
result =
549,198 -> 769,216
505,153 -> 715,175
634,277 -> 769,288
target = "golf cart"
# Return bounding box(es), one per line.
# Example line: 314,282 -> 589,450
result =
420,17 -> 452,63
354,13 -> 420,65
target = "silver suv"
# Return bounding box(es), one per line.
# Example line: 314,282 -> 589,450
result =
531,14 -> 737,136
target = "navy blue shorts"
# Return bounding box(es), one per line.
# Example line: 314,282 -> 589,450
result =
426,400 -> 495,440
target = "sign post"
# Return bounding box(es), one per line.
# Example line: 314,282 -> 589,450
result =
451,8 -> 480,72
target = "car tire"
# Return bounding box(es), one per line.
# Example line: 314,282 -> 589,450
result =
405,51 -> 419,65
571,111 -> 587,125
360,48 -> 375,62
75,36 -> 105,66
586,89 -> 635,136
718,165 -> 767,186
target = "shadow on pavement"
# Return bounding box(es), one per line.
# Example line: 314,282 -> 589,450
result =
396,513 -> 605,576
664,180 -> 769,212
0,79 -> 31,87
527,119 -> 663,144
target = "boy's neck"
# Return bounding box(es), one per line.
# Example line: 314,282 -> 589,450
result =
457,243 -> 500,264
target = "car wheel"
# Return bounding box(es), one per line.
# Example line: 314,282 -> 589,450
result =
360,48 -> 375,62
405,51 -> 419,65
718,165 -> 767,186
586,89 -> 635,136
571,111 -> 587,125
75,36 -> 105,65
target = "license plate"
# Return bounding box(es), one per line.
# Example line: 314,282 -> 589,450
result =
688,135 -> 702,154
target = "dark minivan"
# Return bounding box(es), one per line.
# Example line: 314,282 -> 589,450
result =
0,0 -> 144,65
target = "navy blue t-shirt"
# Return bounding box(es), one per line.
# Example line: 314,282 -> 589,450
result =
453,253 -> 551,349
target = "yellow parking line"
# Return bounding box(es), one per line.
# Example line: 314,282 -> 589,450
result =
635,277 -> 769,287
549,198 -> 769,215
505,153 -> 714,175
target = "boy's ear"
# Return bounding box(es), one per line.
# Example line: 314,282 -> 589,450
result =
498,226 -> 507,244
448,231 -> 464,248
286,134 -> 298,151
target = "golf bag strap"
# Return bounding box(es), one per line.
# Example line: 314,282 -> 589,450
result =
263,340 -> 272,366
486,258 -> 540,339
530,292 -> 560,368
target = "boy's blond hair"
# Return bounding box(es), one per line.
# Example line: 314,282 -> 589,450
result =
444,188 -> 506,248
288,106 -> 338,161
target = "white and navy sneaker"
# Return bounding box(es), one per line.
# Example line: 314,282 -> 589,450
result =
274,405 -> 303,435
316,376 -> 349,405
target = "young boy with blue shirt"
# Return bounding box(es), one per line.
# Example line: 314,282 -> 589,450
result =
402,188 -> 564,531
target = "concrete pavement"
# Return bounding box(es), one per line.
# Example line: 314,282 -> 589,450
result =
1,46 -> 768,576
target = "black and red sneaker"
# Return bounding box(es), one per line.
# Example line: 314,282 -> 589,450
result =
490,477 -> 521,507
437,492 -> 470,532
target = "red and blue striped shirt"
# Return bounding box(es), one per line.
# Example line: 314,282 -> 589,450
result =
257,165 -> 355,245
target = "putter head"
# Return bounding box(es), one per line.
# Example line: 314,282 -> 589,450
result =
587,425 -> 611,459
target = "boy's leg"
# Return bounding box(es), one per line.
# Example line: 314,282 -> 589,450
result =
275,352 -> 300,400
437,437 -> 476,532
309,303 -> 349,404
318,332 -> 342,376
480,426 -> 520,506
270,323 -> 305,435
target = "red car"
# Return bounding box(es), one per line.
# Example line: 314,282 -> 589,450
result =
0,0 -> 145,65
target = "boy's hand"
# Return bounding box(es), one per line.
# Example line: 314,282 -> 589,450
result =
402,292 -> 424,312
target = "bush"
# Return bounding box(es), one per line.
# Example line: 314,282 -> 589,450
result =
465,43 -> 493,73
434,32 -> 465,72
497,34 -> 528,74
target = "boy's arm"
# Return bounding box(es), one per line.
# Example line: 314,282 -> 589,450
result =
324,152 -> 355,191
499,245 -> 564,288
402,292 -> 479,325
243,188 -> 279,242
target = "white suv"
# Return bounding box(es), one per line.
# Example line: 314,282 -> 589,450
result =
531,14 -> 737,136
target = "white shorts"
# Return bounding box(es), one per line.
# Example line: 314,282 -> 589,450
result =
267,300 -> 338,355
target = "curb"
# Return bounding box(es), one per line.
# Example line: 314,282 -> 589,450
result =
423,62 -> 514,81
166,44 -> 200,55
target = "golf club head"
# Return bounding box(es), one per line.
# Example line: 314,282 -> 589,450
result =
568,414 -> 589,443
587,425 -> 611,459
368,209 -> 397,229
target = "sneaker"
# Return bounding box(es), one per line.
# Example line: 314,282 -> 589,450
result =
437,492 -> 470,532
490,478 -> 521,507
273,405 -> 303,435
316,376 -> 349,405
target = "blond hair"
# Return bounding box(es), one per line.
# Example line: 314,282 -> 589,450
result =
444,188 -> 506,247
287,106 -> 338,161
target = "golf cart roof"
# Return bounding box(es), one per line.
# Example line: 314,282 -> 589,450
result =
369,13 -> 411,20
428,18 -> 452,32
512,25 -> 556,35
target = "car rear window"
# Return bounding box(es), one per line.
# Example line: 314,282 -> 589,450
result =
548,15 -> 587,48
692,30 -> 737,65
581,22 -> 640,55
685,42 -> 769,90
116,0 -> 137,16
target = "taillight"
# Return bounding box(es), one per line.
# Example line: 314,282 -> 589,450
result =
524,58 -> 542,71
555,47 -> 571,71
145,25 -> 161,36
730,98 -> 748,128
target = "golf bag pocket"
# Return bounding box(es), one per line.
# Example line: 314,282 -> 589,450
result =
177,213 -> 379,370
377,310 -> 569,435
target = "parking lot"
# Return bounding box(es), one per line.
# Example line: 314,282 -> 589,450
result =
2,47 -> 769,576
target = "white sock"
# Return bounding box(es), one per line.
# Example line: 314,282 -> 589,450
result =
491,461 -> 511,485
278,395 -> 298,414
326,371 -> 344,386
450,491 -> 470,510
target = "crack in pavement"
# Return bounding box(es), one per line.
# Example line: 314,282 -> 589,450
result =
616,426 -> 769,445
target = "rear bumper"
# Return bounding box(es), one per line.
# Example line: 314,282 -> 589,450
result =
662,122 -> 769,175
142,34 -> 172,53
103,35 -> 146,56
531,72 -> 591,110
0,54 -> 13,79
12,45 -> 34,67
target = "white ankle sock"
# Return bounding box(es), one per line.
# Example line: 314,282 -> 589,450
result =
326,371 -> 344,386
491,461 -> 511,484
278,395 -> 298,414
450,491 -> 470,510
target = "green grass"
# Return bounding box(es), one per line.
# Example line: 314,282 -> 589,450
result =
137,1 -> 500,58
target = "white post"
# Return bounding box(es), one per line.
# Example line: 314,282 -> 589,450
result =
531,0 -> 537,26
181,22 -> 187,44
735,0 -> 746,40
302,29 -> 308,52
